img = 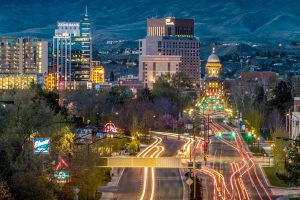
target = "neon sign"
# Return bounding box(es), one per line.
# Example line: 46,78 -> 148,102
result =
54,170 -> 70,183
54,157 -> 70,184
104,121 -> 118,133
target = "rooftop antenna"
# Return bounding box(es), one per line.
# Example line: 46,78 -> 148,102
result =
85,5 -> 88,17
212,47 -> 216,54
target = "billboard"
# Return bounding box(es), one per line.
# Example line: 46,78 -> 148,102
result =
33,138 -> 50,154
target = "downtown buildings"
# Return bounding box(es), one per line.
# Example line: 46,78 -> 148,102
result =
0,8 -> 93,90
0,38 -> 48,89
139,17 -> 200,88
49,8 -> 92,89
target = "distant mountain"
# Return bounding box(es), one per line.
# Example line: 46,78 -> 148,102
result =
0,0 -> 300,48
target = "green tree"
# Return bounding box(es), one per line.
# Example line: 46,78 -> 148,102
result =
128,141 -> 138,155
285,137 -> 300,185
152,72 -> 196,118
245,109 -> 265,136
272,128 -> 289,174
270,81 -> 292,115
137,87 -> 153,102
0,87 -> 71,199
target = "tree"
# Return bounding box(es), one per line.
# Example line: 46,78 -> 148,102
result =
0,87 -> 72,199
285,137 -> 300,185
0,180 -> 12,200
110,71 -> 115,82
152,72 -> 196,118
270,81 -> 292,115
254,85 -> 267,111
272,128 -> 289,175
137,87 -> 153,102
245,109 -> 265,137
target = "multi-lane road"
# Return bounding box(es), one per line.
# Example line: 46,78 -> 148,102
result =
204,122 -> 273,200
114,120 -> 274,200
116,136 -> 185,200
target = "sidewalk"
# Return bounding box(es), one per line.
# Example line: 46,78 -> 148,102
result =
99,167 -> 125,200
98,145 -> 150,200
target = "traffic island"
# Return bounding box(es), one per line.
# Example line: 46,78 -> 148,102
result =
262,167 -> 290,187
261,166 -> 300,197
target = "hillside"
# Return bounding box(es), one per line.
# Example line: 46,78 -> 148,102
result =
0,0 -> 299,48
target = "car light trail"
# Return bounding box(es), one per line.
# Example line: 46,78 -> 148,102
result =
212,122 -> 272,200
230,162 -> 242,200
235,162 -> 250,200
138,136 -> 165,200
138,136 -> 163,200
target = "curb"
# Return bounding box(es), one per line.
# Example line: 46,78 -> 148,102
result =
179,168 -> 189,200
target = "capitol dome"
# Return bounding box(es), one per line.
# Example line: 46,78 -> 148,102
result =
207,53 -> 220,63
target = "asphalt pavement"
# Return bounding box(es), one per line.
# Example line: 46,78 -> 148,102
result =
115,137 -> 185,200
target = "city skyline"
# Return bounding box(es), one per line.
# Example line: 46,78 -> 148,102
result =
0,1 -> 300,200
0,0 -> 299,45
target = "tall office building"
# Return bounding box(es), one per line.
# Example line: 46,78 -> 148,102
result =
139,17 -> 200,87
51,8 -> 92,89
0,37 -> 48,89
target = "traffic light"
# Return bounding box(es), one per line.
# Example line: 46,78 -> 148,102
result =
188,162 -> 193,169
246,132 -> 253,141
195,162 -> 202,169
217,133 -> 222,139
231,132 -> 236,138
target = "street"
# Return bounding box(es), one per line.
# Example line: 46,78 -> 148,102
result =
116,136 -> 185,200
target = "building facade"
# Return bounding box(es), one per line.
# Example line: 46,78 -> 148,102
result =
139,17 -> 200,84
140,55 -> 181,88
199,49 -> 224,111
51,9 -> 92,89
90,61 -> 105,83
0,37 -> 48,89
291,97 -> 300,141
203,48 -> 223,98
0,38 -> 48,75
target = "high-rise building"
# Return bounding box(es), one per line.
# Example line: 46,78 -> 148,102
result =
51,7 -> 92,89
0,37 -> 48,89
139,17 -> 200,85
0,38 -> 48,75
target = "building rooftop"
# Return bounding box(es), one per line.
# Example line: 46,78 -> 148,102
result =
207,53 -> 220,63
162,36 -> 198,40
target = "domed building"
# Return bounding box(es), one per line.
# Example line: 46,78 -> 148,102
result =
200,48 -> 224,111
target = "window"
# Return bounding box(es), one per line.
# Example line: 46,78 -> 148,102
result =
168,27 -> 172,36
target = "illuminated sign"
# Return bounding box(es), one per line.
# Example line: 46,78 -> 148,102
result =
104,122 -> 118,133
54,157 -> 70,183
166,18 -> 174,25
33,138 -> 50,154
58,22 -> 80,27
54,170 -> 70,183
74,38 -> 90,42
96,132 -> 107,138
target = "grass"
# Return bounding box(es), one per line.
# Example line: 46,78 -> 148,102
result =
262,167 -> 290,187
